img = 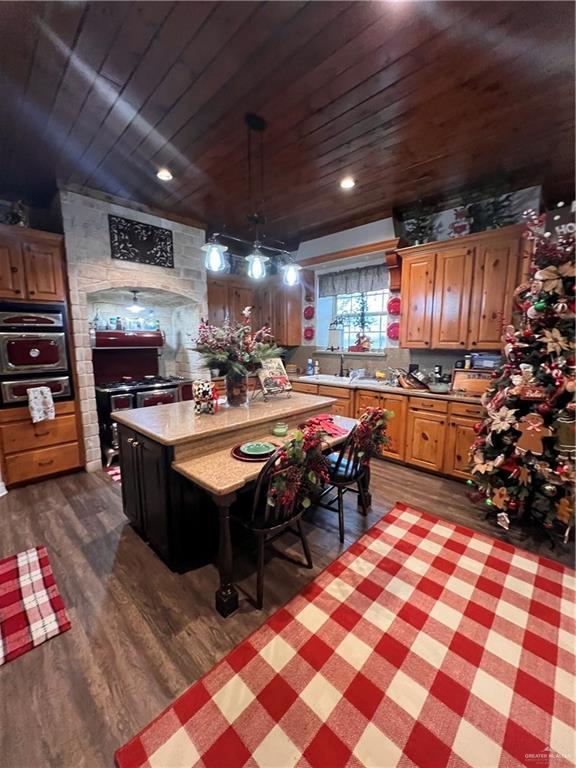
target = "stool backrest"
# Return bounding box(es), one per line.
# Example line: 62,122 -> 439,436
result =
251,443 -> 304,530
331,425 -> 364,482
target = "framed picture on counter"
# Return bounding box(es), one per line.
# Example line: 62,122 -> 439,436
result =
257,358 -> 292,396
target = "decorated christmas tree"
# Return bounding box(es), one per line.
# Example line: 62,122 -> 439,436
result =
469,208 -> 575,540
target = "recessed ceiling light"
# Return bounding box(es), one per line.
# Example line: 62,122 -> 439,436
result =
156,168 -> 173,181
340,176 -> 355,190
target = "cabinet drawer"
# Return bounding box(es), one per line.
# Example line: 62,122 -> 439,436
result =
5,442 -> 81,485
292,382 -> 318,395
317,385 -> 350,400
1,414 -> 77,454
450,401 -> 485,419
331,401 -> 351,418
409,396 -> 448,413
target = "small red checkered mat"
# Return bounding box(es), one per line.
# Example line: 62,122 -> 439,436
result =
116,503 -> 575,768
0,545 -> 71,665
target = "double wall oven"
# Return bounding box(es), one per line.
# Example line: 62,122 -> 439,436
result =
0,304 -> 74,406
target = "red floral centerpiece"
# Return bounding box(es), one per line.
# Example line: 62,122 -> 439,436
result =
194,308 -> 283,406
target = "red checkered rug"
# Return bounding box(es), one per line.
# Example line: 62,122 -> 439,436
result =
0,545 -> 71,665
115,503 -> 575,768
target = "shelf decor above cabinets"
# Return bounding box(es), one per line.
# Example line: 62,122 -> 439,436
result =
399,224 -> 526,350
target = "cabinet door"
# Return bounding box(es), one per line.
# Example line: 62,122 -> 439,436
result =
444,416 -> 476,480
276,283 -> 302,346
138,434 -> 170,561
355,390 -> 381,417
405,409 -> 446,472
331,399 -> 351,418
399,252 -> 435,348
468,237 -> 520,349
0,238 -> 25,299
22,240 -> 65,301
380,394 -> 406,461
118,427 -> 143,532
230,285 -> 254,322
207,279 -> 229,327
431,245 -> 473,349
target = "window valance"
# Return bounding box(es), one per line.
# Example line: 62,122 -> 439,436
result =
318,264 -> 388,297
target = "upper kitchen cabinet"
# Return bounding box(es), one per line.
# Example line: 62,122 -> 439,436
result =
399,252 -> 435,348
399,225 -> 524,350
468,233 -> 523,350
0,225 -> 66,302
431,243 -> 473,349
207,275 -> 302,347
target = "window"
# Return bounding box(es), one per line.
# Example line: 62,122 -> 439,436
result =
317,289 -> 393,351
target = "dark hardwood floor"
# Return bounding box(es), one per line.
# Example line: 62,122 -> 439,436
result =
0,461 -> 573,768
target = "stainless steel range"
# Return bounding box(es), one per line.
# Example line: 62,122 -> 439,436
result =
95,375 -> 192,466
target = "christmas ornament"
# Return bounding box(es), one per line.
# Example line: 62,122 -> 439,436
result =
492,487 -> 509,509
516,414 -> 552,455
553,410 -> 576,460
541,483 -> 557,497
497,512 -> 510,530
488,406 -> 518,433
556,497 -> 573,524
540,328 -> 570,355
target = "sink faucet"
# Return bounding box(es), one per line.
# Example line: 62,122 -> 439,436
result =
339,354 -> 344,377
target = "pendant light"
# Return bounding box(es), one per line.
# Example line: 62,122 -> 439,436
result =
282,261 -> 301,286
127,290 -> 145,313
202,236 -> 228,272
246,243 -> 269,279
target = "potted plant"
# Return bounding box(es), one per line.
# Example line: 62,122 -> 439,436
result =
194,308 -> 283,406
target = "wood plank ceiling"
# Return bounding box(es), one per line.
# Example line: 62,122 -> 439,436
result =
0,1 -> 574,244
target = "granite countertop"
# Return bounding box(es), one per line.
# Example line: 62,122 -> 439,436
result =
295,376 -> 485,404
112,393 -> 336,446
173,415 -> 357,496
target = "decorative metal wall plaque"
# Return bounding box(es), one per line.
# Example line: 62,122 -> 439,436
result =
108,215 -> 174,268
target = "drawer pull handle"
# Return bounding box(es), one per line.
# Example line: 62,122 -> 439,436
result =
38,460 -> 54,467
34,430 -> 50,436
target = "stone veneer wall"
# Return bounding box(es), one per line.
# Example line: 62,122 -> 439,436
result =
60,189 -> 206,471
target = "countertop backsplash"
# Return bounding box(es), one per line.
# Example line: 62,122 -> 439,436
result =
285,346 -> 466,377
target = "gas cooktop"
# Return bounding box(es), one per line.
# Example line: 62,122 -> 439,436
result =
95,376 -> 188,392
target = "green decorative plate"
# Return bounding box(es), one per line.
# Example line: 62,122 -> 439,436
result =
240,441 -> 276,456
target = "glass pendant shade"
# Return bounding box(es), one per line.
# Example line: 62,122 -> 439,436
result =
246,247 -> 269,280
202,242 -> 228,272
282,262 -> 301,286
127,291 -> 145,313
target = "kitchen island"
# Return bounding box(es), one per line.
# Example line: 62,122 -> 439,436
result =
113,393 -> 351,616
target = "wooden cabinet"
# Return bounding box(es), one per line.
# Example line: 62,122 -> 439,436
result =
431,244 -> 473,349
399,252 -> 434,348
399,225 -> 523,350
291,381 -> 318,395
405,408 -> 446,472
468,236 -> 520,350
380,394 -> 407,461
207,275 -> 302,346
444,415 -> 476,479
0,401 -> 82,487
355,389 -> 406,461
318,384 -> 351,417
22,240 -> 65,300
0,225 -> 66,301
206,279 -> 229,326
443,401 -> 485,479
117,423 -> 219,571
0,238 -> 25,299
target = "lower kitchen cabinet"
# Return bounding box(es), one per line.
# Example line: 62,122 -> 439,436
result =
444,415 -> 477,479
380,395 -> 406,461
405,408 -> 447,473
0,401 -> 82,486
317,384 -> 351,417
117,424 -> 218,571
355,389 -> 406,461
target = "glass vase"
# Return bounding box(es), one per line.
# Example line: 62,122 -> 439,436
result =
225,372 -> 248,407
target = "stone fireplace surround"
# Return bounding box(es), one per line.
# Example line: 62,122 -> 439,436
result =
60,189 -> 207,471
